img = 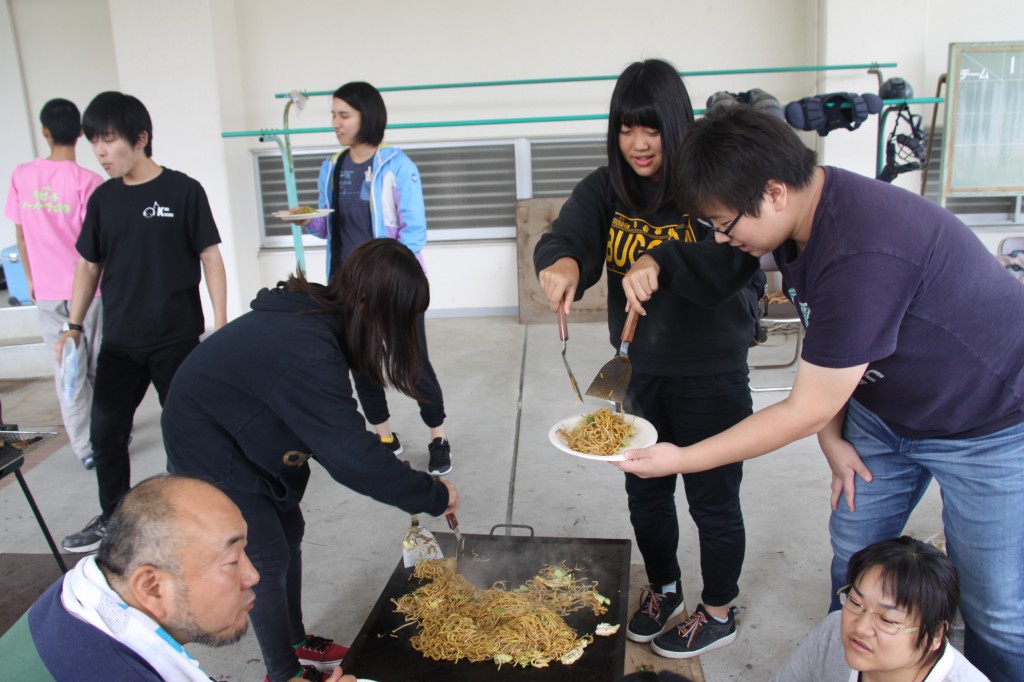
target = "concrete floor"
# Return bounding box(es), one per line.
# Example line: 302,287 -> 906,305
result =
0,316 -> 945,681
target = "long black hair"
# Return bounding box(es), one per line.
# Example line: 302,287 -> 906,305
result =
282,239 -> 428,397
606,59 -> 694,214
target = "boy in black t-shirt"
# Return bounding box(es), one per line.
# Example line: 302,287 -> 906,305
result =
56,92 -> 227,553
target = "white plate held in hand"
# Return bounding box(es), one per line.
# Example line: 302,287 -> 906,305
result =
272,208 -> 334,222
548,412 -> 657,462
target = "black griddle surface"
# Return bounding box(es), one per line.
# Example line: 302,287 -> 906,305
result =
343,532 -> 631,682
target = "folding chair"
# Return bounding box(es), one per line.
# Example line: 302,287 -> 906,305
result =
750,253 -> 803,393
998,235 -> 1024,257
0,424 -> 67,574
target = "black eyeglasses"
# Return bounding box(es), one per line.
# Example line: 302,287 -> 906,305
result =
695,212 -> 743,237
836,585 -> 920,636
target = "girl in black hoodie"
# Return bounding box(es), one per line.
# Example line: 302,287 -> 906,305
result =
534,58 -> 760,661
162,239 -> 458,682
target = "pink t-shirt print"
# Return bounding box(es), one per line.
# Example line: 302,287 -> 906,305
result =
3,158 -> 103,300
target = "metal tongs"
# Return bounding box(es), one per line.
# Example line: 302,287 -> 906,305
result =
557,307 -> 583,403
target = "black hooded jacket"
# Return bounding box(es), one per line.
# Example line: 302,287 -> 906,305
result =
161,286 -> 448,516
534,167 -> 762,377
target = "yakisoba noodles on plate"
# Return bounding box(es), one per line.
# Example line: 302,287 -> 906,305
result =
557,408 -> 636,456
392,558 -> 612,669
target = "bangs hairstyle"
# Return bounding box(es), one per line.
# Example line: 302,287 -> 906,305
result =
82,91 -> 154,157
333,81 -> 387,147
607,58 -> 694,214
281,239 -> 428,397
847,536 -> 960,669
675,106 -> 816,218
40,98 -> 82,146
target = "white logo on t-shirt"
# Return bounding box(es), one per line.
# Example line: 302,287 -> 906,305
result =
142,202 -> 175,218
859,369 -> 885,386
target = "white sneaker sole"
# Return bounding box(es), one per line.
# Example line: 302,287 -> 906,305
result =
650,628 -> 737,659
625,599 -> 687,643
62,538 -> 102,554
298,658 -> 344,672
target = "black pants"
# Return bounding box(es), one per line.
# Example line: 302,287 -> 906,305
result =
352,313 -> 446,429
91,339 -> 198,519
226,490 -> 305,682
624,369 -> 751,607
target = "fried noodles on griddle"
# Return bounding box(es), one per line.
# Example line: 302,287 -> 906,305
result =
392,559 -> 609,668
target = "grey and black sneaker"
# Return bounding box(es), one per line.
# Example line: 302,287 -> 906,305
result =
626,581 -> 686,643
427,437 -> 452,475
62,515 -> 107,554
651,603 -> 738,659
380,433 -> 403,457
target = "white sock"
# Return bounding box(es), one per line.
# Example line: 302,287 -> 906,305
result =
660,582 -> 677,594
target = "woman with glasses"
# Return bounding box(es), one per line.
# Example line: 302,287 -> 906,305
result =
772,537 -> 987,681
534,58 -> 763,660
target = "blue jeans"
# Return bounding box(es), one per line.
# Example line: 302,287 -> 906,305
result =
829,398 -> 1024,681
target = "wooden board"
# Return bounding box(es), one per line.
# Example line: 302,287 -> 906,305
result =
623,564 -> 706,681
515,198 -> 608,324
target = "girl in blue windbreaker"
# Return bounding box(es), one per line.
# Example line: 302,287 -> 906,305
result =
304,81 -> 452,476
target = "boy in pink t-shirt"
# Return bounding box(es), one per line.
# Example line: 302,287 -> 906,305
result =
4,98 -> 103,468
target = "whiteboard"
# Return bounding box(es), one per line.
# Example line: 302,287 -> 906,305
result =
939,42 -> 1024,203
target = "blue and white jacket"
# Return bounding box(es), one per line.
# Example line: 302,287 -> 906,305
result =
306,145 -> 427,279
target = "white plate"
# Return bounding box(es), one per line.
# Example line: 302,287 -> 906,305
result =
548,412 -> 657,462
272,208 -> 334,222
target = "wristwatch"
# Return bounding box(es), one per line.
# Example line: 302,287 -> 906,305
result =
62,322 -> 84,333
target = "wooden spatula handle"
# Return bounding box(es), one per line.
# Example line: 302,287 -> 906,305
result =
621,308 -> 640,343
445,512 -> 459,532
556,306 -> 569,341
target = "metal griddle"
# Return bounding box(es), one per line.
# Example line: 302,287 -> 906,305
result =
343,532 -> 631,682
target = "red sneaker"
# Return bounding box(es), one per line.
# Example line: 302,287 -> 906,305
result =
295,634 -> 348,672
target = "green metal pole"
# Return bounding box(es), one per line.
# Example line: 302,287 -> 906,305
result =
262,133 -> 306,273
273,62 -> 899,99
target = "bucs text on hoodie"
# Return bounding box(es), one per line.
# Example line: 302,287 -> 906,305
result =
534,167 -> 761,377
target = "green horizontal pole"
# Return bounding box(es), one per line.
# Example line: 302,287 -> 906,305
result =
222,95 -> 945,140
275,62 -> 898,99
223,114 -> 611,138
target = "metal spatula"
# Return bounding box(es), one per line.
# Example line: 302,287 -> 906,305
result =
585,308 -> 639,408
557,307 -> 583,403
445,512 -> 464,566
402,514 -> 444,568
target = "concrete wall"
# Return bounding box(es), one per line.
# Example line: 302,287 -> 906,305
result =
2,0 -> 1022,320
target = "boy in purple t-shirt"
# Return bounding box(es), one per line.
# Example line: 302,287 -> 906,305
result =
615,107 -> 1024,681
4,98 -> 103,468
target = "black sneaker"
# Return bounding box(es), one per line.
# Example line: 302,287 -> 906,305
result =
626,581 -> 686,643
651,603 -> 738,659
62,515 -> 107,554
263,664 -> 330,682
427,437 -> 452,475
380,433 -> 403,457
